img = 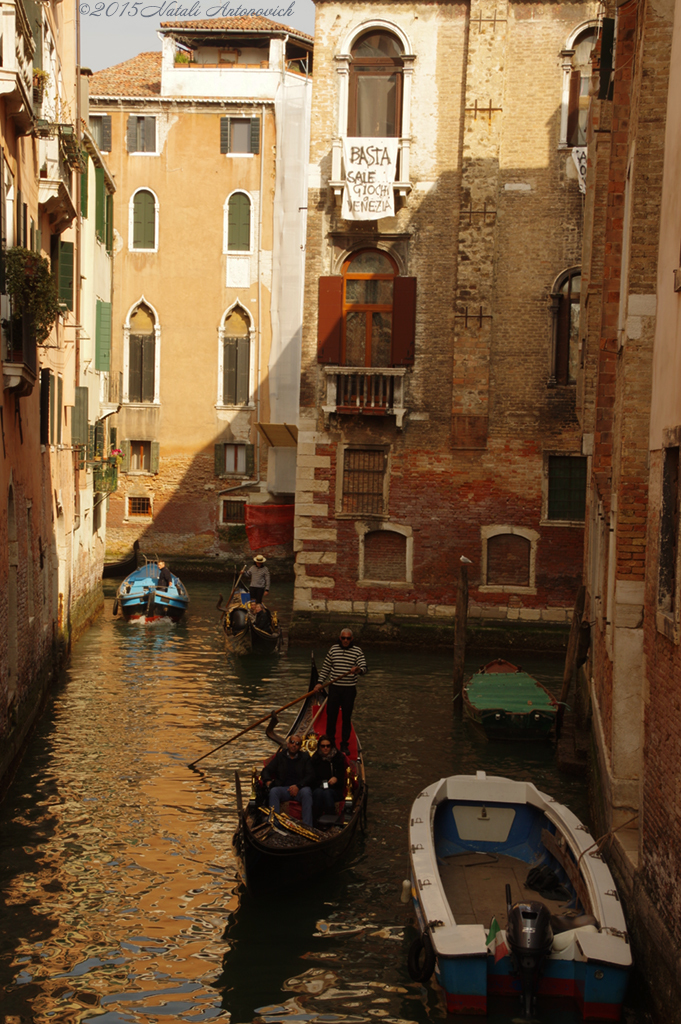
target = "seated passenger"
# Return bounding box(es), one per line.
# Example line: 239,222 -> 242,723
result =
262,734 -> 314,826
310,734 -> 346,819
251,602 -> 273,633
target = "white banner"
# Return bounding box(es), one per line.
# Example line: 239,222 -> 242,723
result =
342,138 -> 399,220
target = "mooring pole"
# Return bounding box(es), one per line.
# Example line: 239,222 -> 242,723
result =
453,558 -> 470,716
557,584 -> 586,736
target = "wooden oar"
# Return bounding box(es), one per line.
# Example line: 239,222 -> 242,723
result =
219,564 -> 248,615
187,670 -> 353,768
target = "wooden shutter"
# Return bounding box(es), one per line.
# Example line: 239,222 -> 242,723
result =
220,116 -> 231,153
81,161 -> 89,218
133,190 -> 155,249
106,193 -> 114,252
95,300 -> 112,371
214,442 -> 225,476
126,116 -> 138,152
245,443 -> 255,476
72,386 -> 88,446
87,423 -> 95,461
391,276 -> 417,365
57,376 -> 63,444
94,418 -> 105,457
101,114 -> 112,151
228,193 -> 250,251
110,425 -> 117,449
142,336 -> 155,402
567,70 -> 581,146
40,368 -> 50,445
59,241 -> 74,309
223,337 -> 237,404
95,166 -> 105,238
120,439 -> 131,473
150,441 -> 160,474
236,336 -> 250,403
317,277 -> 343,364
16,189 -> 22,246
129,335 -> 142,402
250,117 -> 260,154
143,117 -> 156,153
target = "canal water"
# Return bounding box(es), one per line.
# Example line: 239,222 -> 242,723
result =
0,582 -> 651,1024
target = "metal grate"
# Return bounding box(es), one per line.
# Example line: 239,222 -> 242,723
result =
128,496 -> 152,517
547,456 -> 587,521
342,448 -> 386,515
222,499 -> 246,524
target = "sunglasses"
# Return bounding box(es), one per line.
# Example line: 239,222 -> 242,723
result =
319,743 -> 331,748
288,740 -> 301,746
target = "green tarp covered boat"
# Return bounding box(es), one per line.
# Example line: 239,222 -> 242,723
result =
462,658 -> 558,740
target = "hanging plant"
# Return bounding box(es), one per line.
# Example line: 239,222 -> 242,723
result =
4,247 -> 61,344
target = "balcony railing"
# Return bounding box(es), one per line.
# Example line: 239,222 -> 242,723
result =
2,311 -> 37,395
92,459 -> 119,495
323,366 -> 407,428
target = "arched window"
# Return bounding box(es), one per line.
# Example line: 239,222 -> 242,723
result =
227,192 -> 251,252
550,269 -> 581,385
222,306 -> 251,406
128,303 -> 156,402
343,250 -> 397,367
348,30 -> 403,137
131,189 -> 158,250
562,25 -> 598,148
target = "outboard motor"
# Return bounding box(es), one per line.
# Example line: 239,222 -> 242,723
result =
505,884 -> 553,1018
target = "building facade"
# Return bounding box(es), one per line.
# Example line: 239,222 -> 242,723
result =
292,0 -> 599,636
89,18 -> 312,565
578,0 -> 681,1012
1,0 -> 115,788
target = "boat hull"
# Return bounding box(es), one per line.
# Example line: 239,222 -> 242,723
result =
233,690 -> 366,896
117,565 -> 189,621
463,660 -> 558,740
408,774 -> 631,1021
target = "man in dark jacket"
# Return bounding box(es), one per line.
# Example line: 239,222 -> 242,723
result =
262,734 -> 314,825
157,561 -> 173,588
310,735 -> 346,819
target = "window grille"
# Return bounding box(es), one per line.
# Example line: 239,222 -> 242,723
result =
128,496 -> 152,517
342,448 -> 387,515
222,499 -> 246,523
547,456 -> 587,521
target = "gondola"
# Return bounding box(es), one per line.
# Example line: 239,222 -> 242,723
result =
232,676 -> 367,896
114,561 -> 189,621
408,772 -> 631,1020
102,539 -> 140,579
219,590 -> 282,655
462,658 -> 558,740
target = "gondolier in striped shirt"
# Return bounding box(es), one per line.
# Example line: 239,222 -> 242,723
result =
316,629 -> 367,755
243,554 -> 270,603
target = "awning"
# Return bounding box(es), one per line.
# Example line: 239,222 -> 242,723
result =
256,423 -> 298,447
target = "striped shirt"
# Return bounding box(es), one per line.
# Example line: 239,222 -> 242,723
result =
318,643 -> 367,686
245,564 -> 270,590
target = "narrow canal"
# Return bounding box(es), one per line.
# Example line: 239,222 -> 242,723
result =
0,582 -> 651,1024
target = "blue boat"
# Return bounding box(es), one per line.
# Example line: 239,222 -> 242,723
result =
408,773 -> 631,1020
115,562 -> 189,622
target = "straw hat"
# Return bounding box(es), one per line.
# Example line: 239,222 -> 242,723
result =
254,554 -> 267,564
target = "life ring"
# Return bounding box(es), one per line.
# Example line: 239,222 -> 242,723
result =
407,931 -> 436,983
113,599 -> 119,616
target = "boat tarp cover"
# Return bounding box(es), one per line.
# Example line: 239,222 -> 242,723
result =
466,673 -> 555,711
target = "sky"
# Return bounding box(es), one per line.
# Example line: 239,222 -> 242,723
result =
79,0 -> 316,72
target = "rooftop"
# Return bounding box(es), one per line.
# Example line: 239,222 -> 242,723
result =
90,52 -> 162,97
159,16 -> 313,43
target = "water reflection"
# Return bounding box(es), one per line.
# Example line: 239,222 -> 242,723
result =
0,583 -> 647,1024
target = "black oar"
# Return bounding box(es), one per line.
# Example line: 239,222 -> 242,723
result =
187,669 -> 352,768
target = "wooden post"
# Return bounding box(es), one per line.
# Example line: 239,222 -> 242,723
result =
453,561 -> 469,715
557,584 -> 586,735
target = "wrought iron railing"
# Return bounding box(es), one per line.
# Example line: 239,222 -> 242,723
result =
92,459 -> 119,494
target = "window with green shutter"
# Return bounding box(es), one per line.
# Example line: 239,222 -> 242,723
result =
214,442 -> 254,477
132,189 -> 156,250
105,193 -> 114,253
126,115 -> 156,153
81,157 -> 89,217
220,116 -> 260,154
58,241 -> 74,310
95,166 -> 105,240
95,300 -> 112,371
227,192 -> 250,251
221,307 -> 250,406
127,303 -> 156,404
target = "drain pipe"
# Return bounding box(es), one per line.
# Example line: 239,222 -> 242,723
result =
255,100 -> 266,493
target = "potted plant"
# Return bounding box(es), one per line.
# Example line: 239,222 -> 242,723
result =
32,68 -> 49,103
3,247 -> 61,349
174,50 -> 191,65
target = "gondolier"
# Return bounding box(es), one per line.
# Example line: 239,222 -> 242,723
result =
243,555 -> 270,603
316,629 -> 367,755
